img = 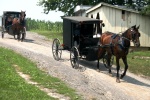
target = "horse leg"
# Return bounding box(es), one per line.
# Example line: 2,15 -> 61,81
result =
13,28 -> 16,39
107,54 -> 112,75
17,31 -> 20,41
120,56 -> 128,79
21,30 -> 25,42
21,33 -> 24,42
97,59 -> 100,72
97,47 -> 105,72
116,57 -> 120,83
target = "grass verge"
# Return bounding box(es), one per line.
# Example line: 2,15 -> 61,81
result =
0,47 -> 81,100
31,30 -> 63,42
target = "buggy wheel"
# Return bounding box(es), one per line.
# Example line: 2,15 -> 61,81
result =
103,53 -> 114,68
52,38 -> 62,61
70,46 -> 80,69
2,32 -> 4,38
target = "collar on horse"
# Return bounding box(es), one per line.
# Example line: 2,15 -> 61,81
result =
110,33 -> 130,54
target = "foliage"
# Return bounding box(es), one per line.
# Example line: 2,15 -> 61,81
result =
140,0 -> 150,15
38,0 -> 150,16
37,0 -> 125,16
26,18 -> 63,32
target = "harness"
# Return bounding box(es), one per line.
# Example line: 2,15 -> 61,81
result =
110,34 -> 130,55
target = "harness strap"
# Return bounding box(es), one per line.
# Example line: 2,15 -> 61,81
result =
122,37 -> 130,41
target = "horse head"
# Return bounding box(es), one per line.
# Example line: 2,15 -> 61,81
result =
20,10 -> 26,22
127,25 -> 141,47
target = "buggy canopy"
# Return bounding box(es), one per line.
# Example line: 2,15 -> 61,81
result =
62,16 -> 102,24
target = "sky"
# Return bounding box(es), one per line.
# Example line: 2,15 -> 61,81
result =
0,0 -> 64,22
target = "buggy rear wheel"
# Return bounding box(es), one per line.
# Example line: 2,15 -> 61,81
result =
52,38 -> 62,61
103,53 -> 114,68
2,32 -> 4,38
70,46 -> 80,69
2,26 -> 5,38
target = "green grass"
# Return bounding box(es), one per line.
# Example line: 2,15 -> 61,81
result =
31,30 -> 63,42
32,30 -> 150,78
0,47 -> 81,100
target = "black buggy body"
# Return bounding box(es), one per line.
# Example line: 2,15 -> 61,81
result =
52,16 -> 113,69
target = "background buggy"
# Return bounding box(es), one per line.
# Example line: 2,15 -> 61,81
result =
1,11 -> 26,39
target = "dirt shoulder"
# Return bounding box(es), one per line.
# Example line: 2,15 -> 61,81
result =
0,32 -> 150,100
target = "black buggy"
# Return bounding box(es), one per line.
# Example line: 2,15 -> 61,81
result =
52,16 -> 114,69
1,11 -> 26,39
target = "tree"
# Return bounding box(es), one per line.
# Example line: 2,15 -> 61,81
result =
140,0 -> 150,15
38,0 -> 150,16
38,0 -> 121,16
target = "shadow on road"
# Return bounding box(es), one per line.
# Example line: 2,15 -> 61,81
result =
122,75 -> 150,87
24,39 -> 34,43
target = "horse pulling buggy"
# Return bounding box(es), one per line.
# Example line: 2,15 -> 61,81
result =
52,16 -> 113,69
1,11 -> 26,41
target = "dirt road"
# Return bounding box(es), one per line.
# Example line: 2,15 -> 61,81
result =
0,32 -> 150,100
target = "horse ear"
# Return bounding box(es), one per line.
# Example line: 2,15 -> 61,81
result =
137,25 -> 140,29
131,25 -> 136,29
134,25 -> 136,28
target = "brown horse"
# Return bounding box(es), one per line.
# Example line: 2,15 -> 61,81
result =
12,10 -> 26,41
97,25 -> 141,83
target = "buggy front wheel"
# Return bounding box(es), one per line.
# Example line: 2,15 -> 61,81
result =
70,46 -> 80,69
52,38 -> 62,61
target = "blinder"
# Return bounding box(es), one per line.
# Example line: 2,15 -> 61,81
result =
130,28 -> 137,42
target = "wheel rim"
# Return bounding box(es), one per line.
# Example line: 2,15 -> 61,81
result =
2,33 -> 4,38
52,39 -> 62,60
70,46 -> 79,69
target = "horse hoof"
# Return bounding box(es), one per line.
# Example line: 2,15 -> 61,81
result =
120,74 -> 124,79
116,78 -> 120,83
96,69 -> 100,72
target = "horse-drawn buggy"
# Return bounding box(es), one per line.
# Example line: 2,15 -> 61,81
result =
1,11 -> 26,41
52,16 -> 141,83
52,16 -> 113,69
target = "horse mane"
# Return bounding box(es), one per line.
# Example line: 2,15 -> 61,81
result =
121,28 -> 130,37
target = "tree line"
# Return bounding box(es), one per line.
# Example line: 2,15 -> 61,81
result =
38,0 -> 150,16
26,18 -> 63,32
